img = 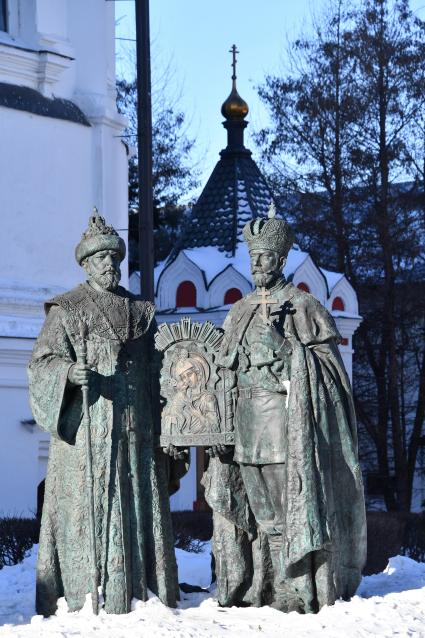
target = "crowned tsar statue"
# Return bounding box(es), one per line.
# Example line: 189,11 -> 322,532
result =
203,204 -> 367,613
28,210 -> 184,616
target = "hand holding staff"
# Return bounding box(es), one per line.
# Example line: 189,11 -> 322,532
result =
79,320 -> 99,615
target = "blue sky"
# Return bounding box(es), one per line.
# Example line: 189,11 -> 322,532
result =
115,0 -> 425,196
115,0 -> 316,190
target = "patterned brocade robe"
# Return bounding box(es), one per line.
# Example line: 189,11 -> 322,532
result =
28,283 -> 180,616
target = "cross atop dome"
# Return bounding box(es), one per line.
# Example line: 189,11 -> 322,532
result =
221,44 -> 249,122
176,47 -> 274,256
230,44 -> 239,84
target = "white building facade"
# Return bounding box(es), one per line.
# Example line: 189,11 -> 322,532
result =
0,0 -> 128,517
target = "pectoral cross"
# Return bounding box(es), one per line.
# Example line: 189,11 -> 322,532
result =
249,287 -> 278,324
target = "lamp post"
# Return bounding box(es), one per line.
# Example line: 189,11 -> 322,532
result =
135,0 -> 154,301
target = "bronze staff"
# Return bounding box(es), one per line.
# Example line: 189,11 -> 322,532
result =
79,321 -> 99,615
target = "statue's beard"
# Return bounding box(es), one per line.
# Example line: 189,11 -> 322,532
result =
252,270 -> 280,288
91,268 -> 121,291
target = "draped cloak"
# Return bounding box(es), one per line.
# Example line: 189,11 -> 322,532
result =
203,280 -> 367,612
28,283 -> 181,615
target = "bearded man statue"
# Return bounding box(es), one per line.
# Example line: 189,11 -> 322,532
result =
208,206 -> 367,613
28,210 -> 182,616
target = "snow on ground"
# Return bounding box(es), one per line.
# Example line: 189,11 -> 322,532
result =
0,544 -> 425,637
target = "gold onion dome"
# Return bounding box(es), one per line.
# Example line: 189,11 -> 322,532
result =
221,86 -> 249,120
221,44 -> 249,120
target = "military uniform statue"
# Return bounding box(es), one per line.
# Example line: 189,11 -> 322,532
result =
214,207 -> 367,613
28,211 -> 182,616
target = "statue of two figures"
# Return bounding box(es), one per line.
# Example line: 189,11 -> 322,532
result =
29,208 -> 366,618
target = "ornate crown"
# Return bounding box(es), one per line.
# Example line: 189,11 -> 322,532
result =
242,202 -> 294,258
81,208 -> 119,240
75,207 -> 126,265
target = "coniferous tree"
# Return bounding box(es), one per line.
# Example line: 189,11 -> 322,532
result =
116,78 -> 198,269
256,0 -> 425,511
256,0 -> 359,274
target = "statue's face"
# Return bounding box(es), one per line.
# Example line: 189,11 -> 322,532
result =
83,249 -> 121,291
249,249 -> 284,287
179,365 -> 199,390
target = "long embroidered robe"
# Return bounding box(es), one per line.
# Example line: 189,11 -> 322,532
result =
28,283 -> 180,615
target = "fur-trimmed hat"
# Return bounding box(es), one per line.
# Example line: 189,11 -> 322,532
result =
242,202 -> 294,258
75,208 -> 126,265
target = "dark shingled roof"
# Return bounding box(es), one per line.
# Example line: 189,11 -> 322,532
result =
0,82 -> 91,126
179,105 -> 274,256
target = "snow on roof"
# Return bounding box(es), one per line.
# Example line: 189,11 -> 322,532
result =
155,245 -> 312,290
183,246 -> 250,284
320,268 -> 344,293
332,310 -> 362,320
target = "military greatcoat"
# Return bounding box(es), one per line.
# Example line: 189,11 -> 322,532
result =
206,279 -> 367,612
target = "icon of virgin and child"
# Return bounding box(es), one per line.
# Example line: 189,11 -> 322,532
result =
162,349 -> 220,436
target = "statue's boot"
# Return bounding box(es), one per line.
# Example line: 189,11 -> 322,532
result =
268,535 -> 305,614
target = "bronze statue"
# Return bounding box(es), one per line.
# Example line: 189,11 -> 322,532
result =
212,205 -> 367,613
28,210 -> 183,616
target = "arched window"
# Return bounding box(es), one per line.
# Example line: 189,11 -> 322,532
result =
332,296 -> 345,311
297,282 -> 310,293
224,288 -> 243,305
176,281 -> 197,307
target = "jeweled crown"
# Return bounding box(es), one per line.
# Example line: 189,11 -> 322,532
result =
81,207 -> 119,240
75,207 -> 126,265
242,202 -> 294,257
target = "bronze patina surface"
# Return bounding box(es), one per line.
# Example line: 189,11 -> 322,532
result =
28,210 -> 182,616
156,318 -> 235,447
160,204 -> 367,614
210,205 -> 367,613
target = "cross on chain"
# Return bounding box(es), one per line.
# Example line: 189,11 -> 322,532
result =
229,44 -> 239,82
249,287 -> 278,324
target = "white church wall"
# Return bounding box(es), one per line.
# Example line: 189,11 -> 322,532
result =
291,255 -> 328,304
0,338 -> 40,516
69,0 -> 116,105
207,266 -> 252,307
326,277 -> 361,384
4,0 -> 69,53
334,316 -> 362,383
0,0 -> 128,518
0,6 -> 128,293
0,0 -> 74,97
156,252 -> 207,311
0,109 -> 92,290
326,277 -> 359,316
0,0 -> 120,103
169,449 -> 197,512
